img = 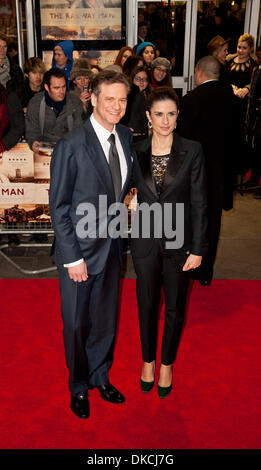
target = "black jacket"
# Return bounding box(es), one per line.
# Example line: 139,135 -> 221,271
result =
177,80 -> 241,211
121,84 -> 148,141
2,92 -> 25,150
5,57 -> 24,98
130,134 -> 208,262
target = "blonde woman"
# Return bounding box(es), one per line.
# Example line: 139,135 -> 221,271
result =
226,33 -> 257,99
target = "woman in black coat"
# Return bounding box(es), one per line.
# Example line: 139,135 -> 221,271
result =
130,87 -> 208,398
245,65 -> 261,196
121,66 -> 151,142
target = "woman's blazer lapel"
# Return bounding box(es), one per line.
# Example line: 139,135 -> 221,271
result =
134,136 -> 157,197
162,133 -> 188,192
134,133 -> 188,196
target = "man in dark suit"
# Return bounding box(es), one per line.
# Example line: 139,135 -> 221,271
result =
49,70 -> 132,419
177,55 -> 240,285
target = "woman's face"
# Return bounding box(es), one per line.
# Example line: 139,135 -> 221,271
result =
133,70 -> 149,92
142,46 -> 155,66
54,46 -> 68,68
256,50 -> 261,65
147,99 -> 178,138
28,70 -> 44,89
153,65 -> 168,83
237,41 -> 251,60
217,43 -> 229,63
74,75 -> 90,92
121,50 -> 132,66
0,39 -> 7,62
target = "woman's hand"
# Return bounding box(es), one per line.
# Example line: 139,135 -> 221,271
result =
80,90 -> 91,103
182,254 -> 202,271
235,87 -> 249,99
79,90 -> 91,111
32,141 -> 41,153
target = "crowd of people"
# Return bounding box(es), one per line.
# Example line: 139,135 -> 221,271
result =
0,27 -> 260,417
0,30 -> 260,201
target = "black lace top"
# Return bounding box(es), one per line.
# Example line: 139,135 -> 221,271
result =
151,153 -> 170,194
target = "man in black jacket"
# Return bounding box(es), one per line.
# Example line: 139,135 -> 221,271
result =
177,55 -> 240,285
49,70 -> 132,419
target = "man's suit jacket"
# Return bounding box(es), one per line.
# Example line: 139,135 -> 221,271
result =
49,118 -> 132,275
177,80 -> 240,211
130,134 -> 208,263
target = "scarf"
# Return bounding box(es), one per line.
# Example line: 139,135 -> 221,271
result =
44,90 -> 66,116
0,57 -> 11,88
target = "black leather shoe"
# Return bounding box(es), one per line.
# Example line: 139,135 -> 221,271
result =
97,384 -> 125,404
71,393 -> 90,419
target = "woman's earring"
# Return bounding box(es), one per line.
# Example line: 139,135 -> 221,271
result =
148,120 -> 152,129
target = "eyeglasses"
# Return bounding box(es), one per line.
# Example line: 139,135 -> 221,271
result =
134,77 -> 148,82
155,67 -> 168,74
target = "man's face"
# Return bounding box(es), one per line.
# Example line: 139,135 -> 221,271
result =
0,39 -> 8,62
44,76 -> 66,102
91,82 -> 127,132
138,25 -> 148,39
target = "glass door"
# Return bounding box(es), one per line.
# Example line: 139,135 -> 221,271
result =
0,0 -> 36,67
132,0 -> 193,96
189,0 -> 248,90
129,0 -> 260,95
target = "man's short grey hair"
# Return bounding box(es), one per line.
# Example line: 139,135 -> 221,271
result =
196,55 -> 221,79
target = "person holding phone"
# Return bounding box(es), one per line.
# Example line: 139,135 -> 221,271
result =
70,59 -> 93,117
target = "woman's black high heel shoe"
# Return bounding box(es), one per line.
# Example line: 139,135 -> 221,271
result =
157,383 -> 172,398
140,361 -> 155,393
157,366 -> 173,398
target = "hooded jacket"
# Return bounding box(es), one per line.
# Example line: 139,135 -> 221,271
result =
52,40 -> 74,90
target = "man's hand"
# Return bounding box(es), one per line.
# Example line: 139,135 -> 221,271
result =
68,261 -> 88,282
182,254 -> 202,271
32,141 -> 41,153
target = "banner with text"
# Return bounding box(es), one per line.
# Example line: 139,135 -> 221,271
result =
40,0 -> 122,41
0,143 -> 51,225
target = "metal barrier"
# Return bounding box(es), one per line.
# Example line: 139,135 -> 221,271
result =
0,222 -> 57,275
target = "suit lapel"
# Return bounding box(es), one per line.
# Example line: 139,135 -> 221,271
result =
83,119 -> 115,202
135,136 -> 158,197
162,133 -> 188,192
116,125 -> 133,201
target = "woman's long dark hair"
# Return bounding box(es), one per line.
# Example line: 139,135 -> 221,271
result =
122,55 -> 144,77
130,65 -> 151,94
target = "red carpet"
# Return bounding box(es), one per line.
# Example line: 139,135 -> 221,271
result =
0,279 -> 260,449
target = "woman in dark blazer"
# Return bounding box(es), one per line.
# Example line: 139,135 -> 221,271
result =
130,87 -> 208,398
